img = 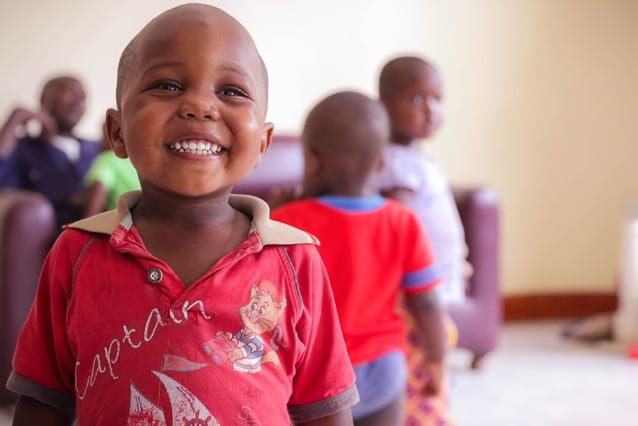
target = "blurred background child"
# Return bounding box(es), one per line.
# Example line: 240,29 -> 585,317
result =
378,56 -> 465,424
272,90 -> 448,426
378,56 -> 467,305
0,75 -> 100,231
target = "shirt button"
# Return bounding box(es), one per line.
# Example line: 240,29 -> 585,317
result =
147,268 -> 163,284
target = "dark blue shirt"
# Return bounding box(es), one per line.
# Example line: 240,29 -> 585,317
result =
0,136 -> 100,230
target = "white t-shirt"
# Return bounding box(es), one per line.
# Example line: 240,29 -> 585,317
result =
379,144 -> 467,304
51,135 -> 81,162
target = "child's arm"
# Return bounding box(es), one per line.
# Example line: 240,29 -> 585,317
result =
12,395 -> 73,426
295,408 -> 353,426
405,290 -> 447,396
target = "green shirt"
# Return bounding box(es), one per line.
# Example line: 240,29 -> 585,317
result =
84,151 -> 140,210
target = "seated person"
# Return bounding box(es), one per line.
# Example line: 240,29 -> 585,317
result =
0,75 -> 100,231
272,90 -> 448,426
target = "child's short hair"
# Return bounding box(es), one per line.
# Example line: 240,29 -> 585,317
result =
379,56 -> 436,99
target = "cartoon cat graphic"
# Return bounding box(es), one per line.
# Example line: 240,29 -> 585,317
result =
204,280 -> 286,373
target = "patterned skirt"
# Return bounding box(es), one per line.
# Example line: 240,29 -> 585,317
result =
401,305 -> 457,426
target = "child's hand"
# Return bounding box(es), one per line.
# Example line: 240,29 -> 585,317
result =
267,184 -> 302,210
8,107 -> 57,141
421,359 -> 444,396
36,110 -> 58,141
1,107 -> 52,156
9,107 -> 38,126
227,347 -> 244,362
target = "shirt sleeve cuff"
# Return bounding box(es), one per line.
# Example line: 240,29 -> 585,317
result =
288,384 -> 360,423
6,371 -> 76,420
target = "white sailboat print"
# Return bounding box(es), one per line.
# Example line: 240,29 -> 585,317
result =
153,370 -> 219,426
128,383 -> 166,425
126,371 -> 219,425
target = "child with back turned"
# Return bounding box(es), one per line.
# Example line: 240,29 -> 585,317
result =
6,4 -> 358,425
272,91 -> 447,426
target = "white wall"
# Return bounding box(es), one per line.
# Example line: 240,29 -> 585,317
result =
2,0 -> 637,296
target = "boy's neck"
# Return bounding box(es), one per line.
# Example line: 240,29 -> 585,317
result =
390,136 -> 416,147
131,189 -> 252,287
133,189 -> 236,228
310,185 -> 378,199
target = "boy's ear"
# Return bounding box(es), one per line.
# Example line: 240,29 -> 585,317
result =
253,122 -> 274,168
104,108 -> 128,159
303,147 -> 321,177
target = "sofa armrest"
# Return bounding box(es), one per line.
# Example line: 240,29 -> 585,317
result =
0,189 -> 56,404
454,186 -> 500,302
448,186 -> 501,367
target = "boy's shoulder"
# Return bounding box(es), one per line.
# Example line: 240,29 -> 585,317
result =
230,194 -> 320,246
274,196 -> 419,228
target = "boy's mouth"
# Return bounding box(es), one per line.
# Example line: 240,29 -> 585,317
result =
168,140 -> 225,155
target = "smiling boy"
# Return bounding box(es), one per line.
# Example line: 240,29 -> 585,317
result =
7,4 -> 357,425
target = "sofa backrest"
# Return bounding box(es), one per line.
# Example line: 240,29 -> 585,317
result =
233,135 -> 304,200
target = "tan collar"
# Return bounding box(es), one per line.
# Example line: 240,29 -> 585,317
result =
67,191 -> 317,246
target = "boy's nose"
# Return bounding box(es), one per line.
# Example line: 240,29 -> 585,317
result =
425,98 -> 443,120
178,95 -> 220,121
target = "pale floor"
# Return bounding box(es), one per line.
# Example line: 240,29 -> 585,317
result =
0,320 -> 636,425
448,320 -> 638,426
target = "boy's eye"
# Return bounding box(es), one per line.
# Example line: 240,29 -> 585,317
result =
219,86 -> 248,98
411,94 -> 425,105
151,81 -> 182,92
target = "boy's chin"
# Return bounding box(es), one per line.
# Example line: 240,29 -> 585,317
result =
421,124 -> 442,139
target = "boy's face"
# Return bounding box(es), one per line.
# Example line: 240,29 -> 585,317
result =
383,67 -> 444,143
41,78 -> 86,133
106,10 -> 273,198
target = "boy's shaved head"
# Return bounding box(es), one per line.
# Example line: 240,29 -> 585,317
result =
303,91 -> 389,158
40,75 -> 83,105
115,3 -> 268,109
379,56 -> 438,100
302,91 -> 389,195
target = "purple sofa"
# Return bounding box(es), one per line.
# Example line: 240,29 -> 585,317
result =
234,135 -> 502,369
0,189 -> 56,404
0,136 -> 500,407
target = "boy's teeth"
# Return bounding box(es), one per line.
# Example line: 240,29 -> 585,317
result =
169,140 -> 223,155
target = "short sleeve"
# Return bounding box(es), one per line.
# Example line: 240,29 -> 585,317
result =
284,245 -> 358,423
401,209 -> 443,294
6,231 -> 84,417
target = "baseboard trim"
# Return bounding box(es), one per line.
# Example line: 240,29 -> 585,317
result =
503,293 -> 618,321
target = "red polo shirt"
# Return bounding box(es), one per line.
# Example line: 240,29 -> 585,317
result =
8,193 -> 358,424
